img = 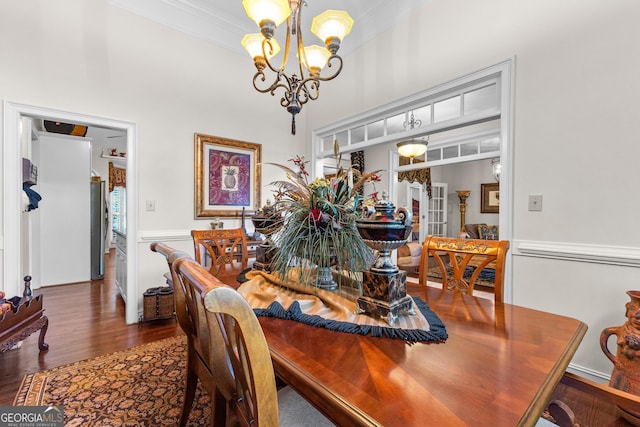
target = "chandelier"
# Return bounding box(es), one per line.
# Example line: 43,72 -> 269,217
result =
397,111 -> 428,158
241,0 -> 353,135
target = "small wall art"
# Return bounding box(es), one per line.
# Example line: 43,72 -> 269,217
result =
481,183 -> 499,213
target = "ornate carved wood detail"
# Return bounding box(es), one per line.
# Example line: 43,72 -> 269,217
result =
445,278 -> 470,294
0,295 -> 49,353
431,238 -> 495,255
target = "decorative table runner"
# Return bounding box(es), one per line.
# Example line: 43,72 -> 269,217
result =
238,270 -> 447,343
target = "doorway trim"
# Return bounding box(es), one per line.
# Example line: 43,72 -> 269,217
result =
2,101 -> 139,324
311,59 -> 514,301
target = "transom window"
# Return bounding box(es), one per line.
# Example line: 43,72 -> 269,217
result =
315,78 -> 500,162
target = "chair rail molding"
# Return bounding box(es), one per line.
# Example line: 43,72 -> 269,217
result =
139,229 -> 192,242
513,240 -> 640,267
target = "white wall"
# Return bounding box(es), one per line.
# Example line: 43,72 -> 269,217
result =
306,0 -> 640,378
0,0 -> 303,316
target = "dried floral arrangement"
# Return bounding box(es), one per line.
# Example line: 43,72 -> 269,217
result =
265,143 -> 381,288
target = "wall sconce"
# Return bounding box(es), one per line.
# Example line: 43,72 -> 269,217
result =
491,158 -> 501,182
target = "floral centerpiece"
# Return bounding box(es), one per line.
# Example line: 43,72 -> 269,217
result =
264,145 -> 380,290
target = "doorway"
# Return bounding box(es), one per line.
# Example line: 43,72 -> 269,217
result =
2,101 -> 139,324
311,60 -> 514,301
405,182 -> 431,242
427,182 -> 448,238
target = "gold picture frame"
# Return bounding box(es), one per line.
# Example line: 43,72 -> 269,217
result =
481,183 -> 499,213
194,133 -> 261,218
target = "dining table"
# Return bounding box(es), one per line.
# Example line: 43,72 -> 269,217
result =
250,281 -> 587,427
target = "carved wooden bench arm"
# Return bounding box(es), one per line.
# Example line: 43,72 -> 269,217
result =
0,294 -> 49,353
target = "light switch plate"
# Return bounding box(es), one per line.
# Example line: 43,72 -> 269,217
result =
528,195 -> 542,211
146,200 -> 155,211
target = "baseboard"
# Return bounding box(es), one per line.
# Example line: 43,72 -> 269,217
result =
567,363 -> 610,384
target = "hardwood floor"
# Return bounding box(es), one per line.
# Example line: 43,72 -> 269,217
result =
0,249 -> 183,404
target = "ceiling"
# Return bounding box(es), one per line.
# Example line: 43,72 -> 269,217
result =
40,1 -> 428,151
103,0 -> 427,57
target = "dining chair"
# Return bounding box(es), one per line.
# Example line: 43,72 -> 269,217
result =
542,371 -> 640,427
191,228 -> 249,286
418,236 -> 509,303
150,242 -> 226,427
174,256 -> 333,427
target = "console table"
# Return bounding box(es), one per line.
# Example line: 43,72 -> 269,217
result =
0,295 -> 49,353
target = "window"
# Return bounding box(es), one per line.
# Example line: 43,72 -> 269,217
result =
315,79 -> 500,155
111,186 -> 126,236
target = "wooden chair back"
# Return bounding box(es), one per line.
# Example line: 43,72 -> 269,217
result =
175,257 -> 279,427
548,371 -> 640,427
418,236 -> 509,303
151,242 -> 226,427
191,228 -> 248,284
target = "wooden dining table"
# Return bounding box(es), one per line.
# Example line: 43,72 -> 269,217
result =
255,282 -> 587,427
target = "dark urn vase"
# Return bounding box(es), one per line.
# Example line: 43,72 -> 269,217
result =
355,196 -> 414,325
356,197 -> 413,273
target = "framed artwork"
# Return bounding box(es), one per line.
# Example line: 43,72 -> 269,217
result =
194,133 -> 261,218
481,183 -> 500,213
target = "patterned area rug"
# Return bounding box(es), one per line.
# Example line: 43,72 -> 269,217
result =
14,336 -> 211,426
427,265 -> 496,289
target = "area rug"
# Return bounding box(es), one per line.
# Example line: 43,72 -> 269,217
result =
14,336 -> 211,426
426,265 -> 496,289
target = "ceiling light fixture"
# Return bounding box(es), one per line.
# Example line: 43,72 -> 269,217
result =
397,111 -> 428,158
241,0 -> 353,135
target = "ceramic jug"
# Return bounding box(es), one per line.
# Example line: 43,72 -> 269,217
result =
601,290 -> 640,396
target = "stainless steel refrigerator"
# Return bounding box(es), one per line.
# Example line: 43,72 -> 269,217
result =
90,180 -> 108,280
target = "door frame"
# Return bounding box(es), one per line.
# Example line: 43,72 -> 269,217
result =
312,59 -> 514,301
2,101 -> 139,324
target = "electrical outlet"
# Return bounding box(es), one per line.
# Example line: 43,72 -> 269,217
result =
146,200 -> 155,211
528,195 -> 542,211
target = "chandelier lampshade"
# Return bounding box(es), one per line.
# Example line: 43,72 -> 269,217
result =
241,33 -> 281,60
242,0 -> 290,30
311,10 -> 354,51
302,45 -> 330,75
242,0 -> 353,134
